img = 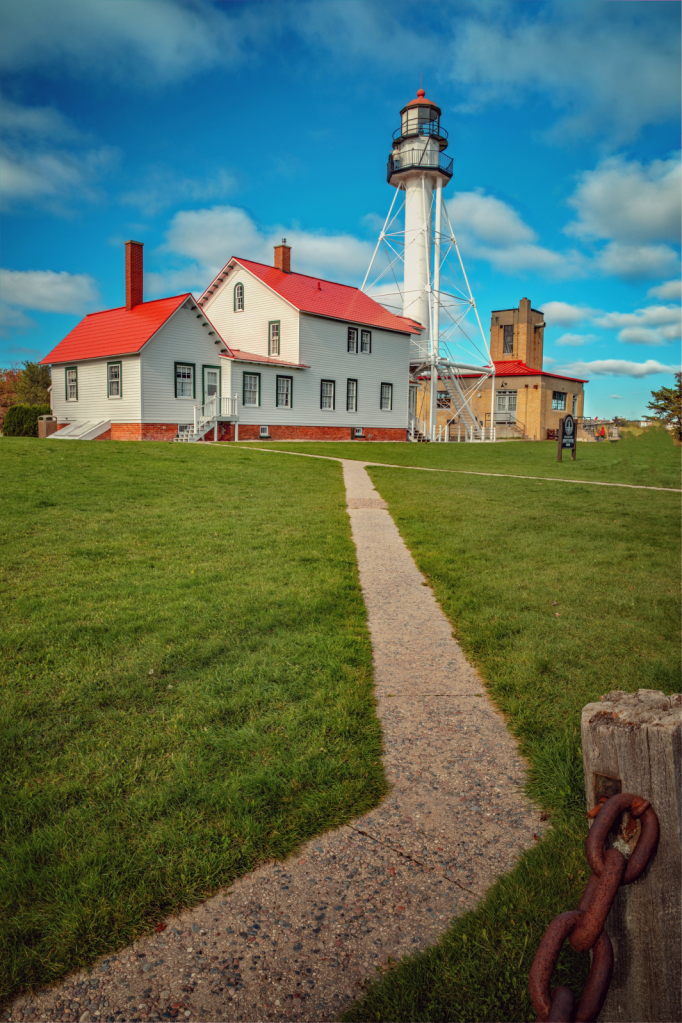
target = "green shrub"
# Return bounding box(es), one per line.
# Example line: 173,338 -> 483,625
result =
3,404 -> 52,438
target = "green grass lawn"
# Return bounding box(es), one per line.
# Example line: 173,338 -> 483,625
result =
241,425 -> 681,490
0,439 -> 386,1004
341,460 -> 680,1022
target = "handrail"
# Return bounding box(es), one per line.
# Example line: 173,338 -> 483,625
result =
387,151 -> 453,182
393,122 -> 448,143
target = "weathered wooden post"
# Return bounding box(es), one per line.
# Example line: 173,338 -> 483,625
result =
581,689 -> 681,1022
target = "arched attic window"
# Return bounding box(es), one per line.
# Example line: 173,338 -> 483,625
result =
234,282 -> 245,312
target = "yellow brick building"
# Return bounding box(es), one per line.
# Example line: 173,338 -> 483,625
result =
414,298 -> 588,441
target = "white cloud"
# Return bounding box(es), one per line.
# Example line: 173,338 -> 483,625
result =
0,269 -> 99,313
445,2 -> 680,144
595,304 -> 681,346
648,279 -> 681,301
567,155 -> 681,244
595,242 -> 680,281
555,333 -> 597,348
152,203 -> 375,297
121,168 -> 237,216
557,359 -> 679,379
610,395 -> 624,400
0,303 -> 35,337
447,190 -> 584,279
542,301 -> 595,327
0,0 -> 256,84
0,96 -> 118,210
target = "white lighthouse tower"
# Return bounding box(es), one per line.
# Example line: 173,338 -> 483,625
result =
362,89 -> 495,441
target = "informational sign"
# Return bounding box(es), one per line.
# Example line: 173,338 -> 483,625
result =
557,415 -> 577,461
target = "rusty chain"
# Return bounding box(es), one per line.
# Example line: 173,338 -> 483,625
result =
528,793 -> 659,1023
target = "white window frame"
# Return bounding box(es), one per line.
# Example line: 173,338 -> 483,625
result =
65,367 -> 78,402
269,321 -> 280,356
346,378 -> 357,412
360,329 -> 372,354
234,282 -> 244,312
107,362 -> 122,399
320,380 -> 335,410
572,393 -> 578,416
552,391 -> 567,411
276,375 -> 292,408
175,363 -> 194,399
380,382 -> 393,411
243,372 -> 260,407
347,327 -> 358,353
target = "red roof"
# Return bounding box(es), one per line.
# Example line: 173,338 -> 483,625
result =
40,294 -> 196,365
200,258 -> 422,335
492,360 -> 587,383
221,349 -> 309,369
405,88 -> 440,109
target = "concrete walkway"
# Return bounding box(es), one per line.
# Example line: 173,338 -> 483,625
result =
9,461 -> 541,1023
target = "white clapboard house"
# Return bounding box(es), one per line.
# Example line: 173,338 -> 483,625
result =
41,240 -> 420,442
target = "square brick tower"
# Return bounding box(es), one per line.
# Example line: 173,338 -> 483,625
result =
490,297 -> 545,369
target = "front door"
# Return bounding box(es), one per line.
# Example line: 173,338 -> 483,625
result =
203,367 -> 220,405
495,389 -> 517,423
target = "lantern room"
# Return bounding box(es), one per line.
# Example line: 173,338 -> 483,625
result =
394,89 -> 448,151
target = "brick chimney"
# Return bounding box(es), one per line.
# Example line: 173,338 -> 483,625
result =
125,240 -> 144,309
274,238 -> 291,273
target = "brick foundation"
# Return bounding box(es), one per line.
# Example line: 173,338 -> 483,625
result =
103,423 -> 407,443
238,425 -> 407,442
94,428 -> 112,441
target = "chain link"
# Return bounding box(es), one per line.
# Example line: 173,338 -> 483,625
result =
528,793 -> 659,1022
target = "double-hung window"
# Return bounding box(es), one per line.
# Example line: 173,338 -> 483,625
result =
107,362 -> 121,398
243,372 -> 260,406
346,378 -> 357,412
347,327 -> 358,353
503,324 -> 514,354
360,329 -> 372,353
320,380 -> 335,410
380,382 -> 393,410
552,391 -> 567,411
66,367 -> 78,401
276,375 -> 292,408
234,282 -> 244,312
269,321 -> 280,356
175,363 -> 194,398
572,394 -> 578,416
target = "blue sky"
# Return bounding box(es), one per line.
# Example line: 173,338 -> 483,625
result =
1,0 -> 680,419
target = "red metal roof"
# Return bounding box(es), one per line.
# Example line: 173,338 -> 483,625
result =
221,349 -> 309,369
405,88 -> 440,109
492,360 -> 588,383
200,258 -> 422,334
40,294 -> 198,365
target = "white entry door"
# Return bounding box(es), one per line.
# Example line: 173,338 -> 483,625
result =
495,389 -> 517,423
203,367 -> 219,404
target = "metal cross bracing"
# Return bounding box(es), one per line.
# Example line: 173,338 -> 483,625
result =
361,176 -> 495,442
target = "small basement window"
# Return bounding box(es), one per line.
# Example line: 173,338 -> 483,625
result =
353,427 -> 364,437
260,425 -> 269,438
552,391 -> 567,410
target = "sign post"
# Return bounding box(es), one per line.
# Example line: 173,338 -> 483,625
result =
557,414 -> 577,461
